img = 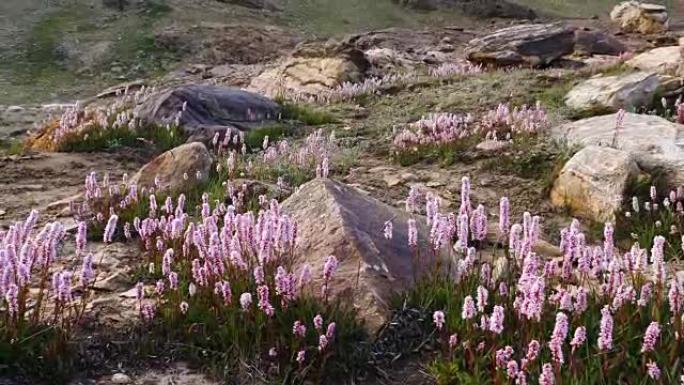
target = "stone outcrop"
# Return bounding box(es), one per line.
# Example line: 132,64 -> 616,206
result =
574,29 -> 627,56
249,42 -> 369,98
129,142 -> 213,193
135,84 -> 281,142
626,46 -> 682,75
465,23 -> 575,67
564,71 -> 659,112
550,112 -> 684,185
551,146 -> 640,222
610,1 -> 669,34
281,178 -> 432,330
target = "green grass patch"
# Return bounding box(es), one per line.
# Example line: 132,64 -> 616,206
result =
59,124 -> 186,153
0,138 -> 26,156
393,135 -> 481,167
244,123 -> 295,151
142,295 -> 368,382
279,0 -> 470,37
278,100 -> 338,126
482,138 -> 578,193
0,324 -> 76,383
0,0 -> 175,104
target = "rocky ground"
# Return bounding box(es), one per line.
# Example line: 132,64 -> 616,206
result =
1,0 -> 684,384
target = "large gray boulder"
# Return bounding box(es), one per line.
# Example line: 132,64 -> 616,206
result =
564,71 -> 659,112
465,23 -> 575,67
282,179 -> 432,331
550,113 -> 684,184
550,146 -> 640,222
135,84 -> 281,140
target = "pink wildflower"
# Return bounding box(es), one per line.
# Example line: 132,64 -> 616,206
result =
641,322 -> 661,353
597,306 -> 614,351
433,310 -> 446,330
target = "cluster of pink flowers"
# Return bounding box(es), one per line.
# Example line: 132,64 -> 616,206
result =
326,73 -> 414,103
392,113 -> 474,151
0,211 -> 94,338
122,185 -> 342,365
257,129 -> 338,182
404,176 -> 684,383
392,103 -> 548,155
284,74 -> 414,104
50,85 -> 160,145
481,102 -> 549,136
430,61 -> 483,78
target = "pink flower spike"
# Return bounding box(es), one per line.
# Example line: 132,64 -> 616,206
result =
433,310 -> 445,330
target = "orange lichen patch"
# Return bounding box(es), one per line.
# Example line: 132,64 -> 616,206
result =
24,119 -> 61,152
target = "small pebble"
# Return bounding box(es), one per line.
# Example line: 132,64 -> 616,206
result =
111,373 -> 132,384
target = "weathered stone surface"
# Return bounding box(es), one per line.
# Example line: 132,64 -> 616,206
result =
249,55 -> 366,98
129,142 -> 213,193
610,1 -> 669,34
550,112 -> 684,184
364,47 -> 416,73
551,146 -> 640,222
574,29 -> 627,56
281,179 -> 432,330
135,84 -> 281,138
476,139 -> 511,152
627,46 -> 682,75
465,23 -> 575,67
111,373 -> 132,384
564,71 -> 659,111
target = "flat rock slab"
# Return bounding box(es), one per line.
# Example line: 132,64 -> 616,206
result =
465,23 -> 575,67
564,71 -> 659,112
627,46 -> 682,75
550,112 -> 684,184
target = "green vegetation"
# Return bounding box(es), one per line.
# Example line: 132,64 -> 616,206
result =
59,124 -> 186,153
517,0 -> 673,18
245,124 -> 294,151
0,0 -> 174,104
399,261 -> 683,385
0,138 -> 26,156
278,100 -> 338,126
144,295 -> 367,382
280,0 -> 469,37
394,136 -> 482,167
482,138 -> 577,193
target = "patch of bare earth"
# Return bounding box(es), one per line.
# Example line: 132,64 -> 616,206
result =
0,150 -> 146,225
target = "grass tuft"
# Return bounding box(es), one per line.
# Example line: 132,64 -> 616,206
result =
277,100 -> 337,126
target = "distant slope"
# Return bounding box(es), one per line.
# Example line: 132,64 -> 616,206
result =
0,0 -> 679,105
